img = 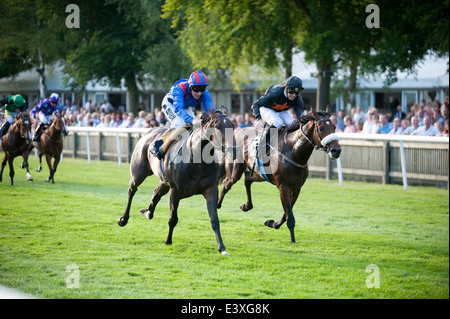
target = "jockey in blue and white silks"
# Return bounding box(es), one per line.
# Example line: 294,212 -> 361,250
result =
163,70 -> 214,129
150,70 -> 215,160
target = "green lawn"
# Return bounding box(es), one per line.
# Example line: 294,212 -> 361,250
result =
0,157 -> 448,298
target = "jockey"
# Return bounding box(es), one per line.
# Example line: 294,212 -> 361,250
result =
0,94 -> 27,139
31,93 -> 62,141
252,76 -> 304,154
150,70 -> 215,159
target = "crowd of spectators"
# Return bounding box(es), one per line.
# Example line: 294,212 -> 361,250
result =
1,95 -> 448,138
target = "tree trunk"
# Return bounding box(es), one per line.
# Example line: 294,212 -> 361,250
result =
316,60 -> 332,111
37,48 -> 46,99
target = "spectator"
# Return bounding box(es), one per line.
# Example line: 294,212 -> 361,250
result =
362,108 -> 377,134
91,112 -> 101,127
118,112 -> 129,128
236,115 -> 250,128
411,116 -> 440,136
100,99 -> 114,113
390,104 -> 406,121
343,115 -> 356,133
330,115 -> 343,132
133,111 -> 147,128
336,109 -> 346,131
401,119 -> 410,133
97,113 -> 111,127
355,120 -> 364,133
438,119 -> 449,137
388,96 -> 400,115
403,116 -> 420,135
84,98 -> 93,113
442,107 -> 449,121
127,112 -> 135,128
378,114 -> 392,134
389,117 -> 403,135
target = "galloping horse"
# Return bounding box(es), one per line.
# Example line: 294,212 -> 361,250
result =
118,109 -> 237,255
217,107 -> 341,243
0,113 -> 33,185
32,112 -> 68,183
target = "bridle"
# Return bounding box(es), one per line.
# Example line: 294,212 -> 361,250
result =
201,113 -> 235,158
300,118 -> 340,153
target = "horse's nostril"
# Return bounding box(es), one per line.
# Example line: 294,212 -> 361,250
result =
331,148 -> 341,157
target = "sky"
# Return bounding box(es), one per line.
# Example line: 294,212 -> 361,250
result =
292,53 -> 449,80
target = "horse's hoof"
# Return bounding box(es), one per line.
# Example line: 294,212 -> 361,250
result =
264,220 -> 275,228
221,250 -> 230,256
240,204 -> 252,211
36,167 -> 41,172
140,209 -> 153,220
117,217 -> 128,227
26,173 -> 33,181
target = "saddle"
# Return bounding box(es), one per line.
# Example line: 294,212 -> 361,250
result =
150,125 -> 191,160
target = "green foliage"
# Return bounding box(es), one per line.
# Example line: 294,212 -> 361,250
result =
0,157 -> 448,298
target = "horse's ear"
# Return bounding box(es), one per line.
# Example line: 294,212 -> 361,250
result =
310,107 -> 319,119
325,105 -> 331,117
208,106 -> 216,118
220,106 -> 228,115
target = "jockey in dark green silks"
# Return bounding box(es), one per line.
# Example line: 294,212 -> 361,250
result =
0,94 -> 27,139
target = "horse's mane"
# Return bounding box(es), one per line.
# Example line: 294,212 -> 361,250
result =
299,111 -> 328,124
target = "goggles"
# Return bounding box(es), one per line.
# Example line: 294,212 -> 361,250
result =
191,85 -> 207,93
287,87 -> 303,94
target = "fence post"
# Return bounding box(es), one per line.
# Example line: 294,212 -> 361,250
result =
399,140 -> 408,191
86,131 -> 91,164
116,132 -> 121,167
382,141 -> 389,184
336,157 -> 343,186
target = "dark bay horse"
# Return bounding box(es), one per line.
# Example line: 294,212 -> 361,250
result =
0,113 -> 33,185
32,113 -> 68,183
118,109 -> 237,255
217,107 -> 341,243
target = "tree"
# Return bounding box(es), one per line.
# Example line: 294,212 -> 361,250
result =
163,0 -> 449,110
0,0 -> 71,98
63,0 -> 193,113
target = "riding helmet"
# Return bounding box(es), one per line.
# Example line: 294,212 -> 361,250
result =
284,76 -> 304,91
50,93 -> 60,103
12,94 -> 25,107
188,70 -> 209,87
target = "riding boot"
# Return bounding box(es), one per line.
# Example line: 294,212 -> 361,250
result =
262,124 -> 276,156
0,121 -> 11,139
32,123 -> 45,142
150,139 -> 164,160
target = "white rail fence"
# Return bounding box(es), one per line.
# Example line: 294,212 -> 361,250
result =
35,127 -> 449,190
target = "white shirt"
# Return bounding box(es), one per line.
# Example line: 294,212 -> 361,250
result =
412,125 -> 441,136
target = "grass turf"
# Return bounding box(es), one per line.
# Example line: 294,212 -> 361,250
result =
0,156 -> 448,298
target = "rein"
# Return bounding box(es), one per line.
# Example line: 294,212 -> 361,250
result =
200,114 -> 235,159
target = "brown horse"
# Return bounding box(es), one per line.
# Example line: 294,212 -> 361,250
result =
0,113 -> 33,185
118,109 -> 237,255
32,113 -> 68,183
217,107 -> 341,243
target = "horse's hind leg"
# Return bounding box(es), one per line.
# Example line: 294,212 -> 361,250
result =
44,154 -> 54,183
165,189 -> 180,245
217,162 -> 246,209
21,152 -> 33,181
140,181 -> 170,220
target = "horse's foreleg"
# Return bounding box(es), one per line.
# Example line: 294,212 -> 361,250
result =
44,154 -> 54,183
165,190 -> 180,246
50,154 -> 60,184
204,186 -> 228,255
0,153 -> 7,182
7,156 -> 15,186
240,170 -> 255,212
265,185 -> 297,243
141,181 -> 170,220
21,152 -> 33,181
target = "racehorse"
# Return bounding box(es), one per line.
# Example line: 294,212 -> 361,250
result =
0,113 -> 33,185
118,108 -> 237,255
32,112 -> 68,183
217,107 -> 341,243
